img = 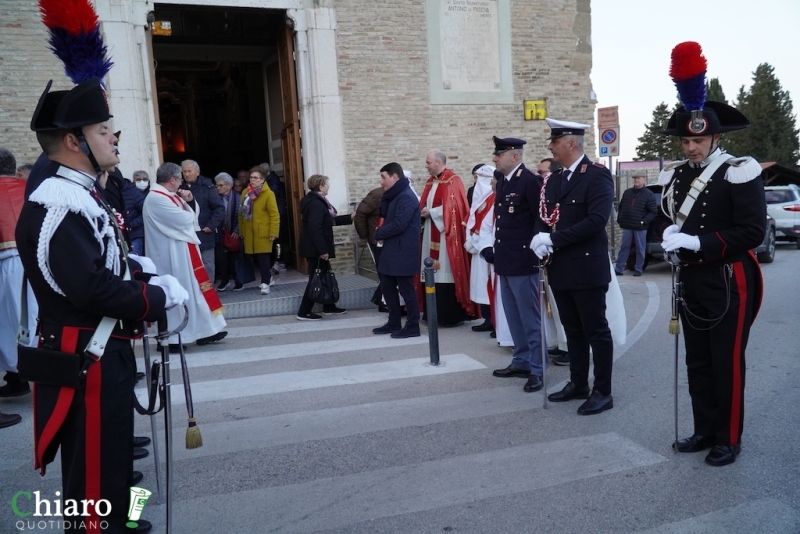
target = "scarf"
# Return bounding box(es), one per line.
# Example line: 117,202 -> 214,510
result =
317,191 -> 338,217
379,177 -> 409,217
242,183 -> 262,221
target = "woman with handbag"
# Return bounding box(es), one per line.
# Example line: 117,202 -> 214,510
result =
239,167 -> 280,295
296,174 -> 352,320
215,172 -> 244,291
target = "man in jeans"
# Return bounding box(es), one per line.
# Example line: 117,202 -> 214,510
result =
614,175 -> 657,276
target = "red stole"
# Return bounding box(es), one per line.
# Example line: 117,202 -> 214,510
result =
470,193 -> 496,235
418,169 -> 476,317
151,190 -> 224,315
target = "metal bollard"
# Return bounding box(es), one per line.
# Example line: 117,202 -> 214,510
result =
423,257 -> 440,366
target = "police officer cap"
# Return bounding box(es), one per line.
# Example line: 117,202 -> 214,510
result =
492,136 -> 527,155
546,118 -> 589,140
31,78 -> 112,132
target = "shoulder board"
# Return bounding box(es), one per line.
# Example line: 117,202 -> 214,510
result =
663,159 -> 689,171
592,162 -> 606,168
29,177 -> 105,219
725,156 -> 762,184
657,168 -> 676,186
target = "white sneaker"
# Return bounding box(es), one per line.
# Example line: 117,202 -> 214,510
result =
260,283 -> 270,295
269,278 -> 276,287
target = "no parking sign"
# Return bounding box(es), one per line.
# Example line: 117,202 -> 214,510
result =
599,126 -> 620,156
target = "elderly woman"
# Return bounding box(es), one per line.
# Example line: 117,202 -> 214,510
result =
215,172 -> 244,292
296,174 -> 352,320
239,166 -> 280,295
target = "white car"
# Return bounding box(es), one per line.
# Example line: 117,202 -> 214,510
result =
764,184 -> 800,249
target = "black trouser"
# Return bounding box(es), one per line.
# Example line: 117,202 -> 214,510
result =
43,338 -> 136,533
251,253 -> 272,285
270,216 -> 290,265
217,245 -> 242,286
379,273 -> 420,331
553,285 -> 614,396
297,257 -> 338,315
369,243 -> 383,303
680,259 -> 756,447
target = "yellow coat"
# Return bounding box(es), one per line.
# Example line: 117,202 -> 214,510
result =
238,187 -> 280,254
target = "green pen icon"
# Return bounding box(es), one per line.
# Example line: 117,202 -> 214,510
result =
126,486 -> 152,528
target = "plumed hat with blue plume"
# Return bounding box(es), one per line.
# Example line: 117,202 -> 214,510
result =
662,42 -> 749,137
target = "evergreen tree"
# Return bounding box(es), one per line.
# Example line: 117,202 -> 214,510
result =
634,102 -> 683,161
706,78 -> 727,103
723,64 -> 800,168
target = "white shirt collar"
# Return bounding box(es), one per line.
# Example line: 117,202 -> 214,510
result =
690,148 -> 723,169
565,154 -> 586,176
504,163 -> 523,181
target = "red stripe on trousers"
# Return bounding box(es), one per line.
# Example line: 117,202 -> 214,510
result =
34,327 -> 81,473
84,361 -> 103,533
730,261 -> 747,445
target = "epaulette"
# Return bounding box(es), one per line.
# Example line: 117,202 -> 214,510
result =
29,177 -> 105,219
725,156 -> 761,184
657,159 -> 689,186
663,159 -> 689,171
592,162 -> 606,168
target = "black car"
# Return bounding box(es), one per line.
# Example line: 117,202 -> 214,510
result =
624,184 -> 775,270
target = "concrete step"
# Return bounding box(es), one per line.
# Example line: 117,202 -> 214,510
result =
217,274 -> 379,318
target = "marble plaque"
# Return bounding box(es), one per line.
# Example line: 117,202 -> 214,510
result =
439,0 -> 501,92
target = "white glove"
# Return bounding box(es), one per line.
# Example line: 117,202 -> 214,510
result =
149,275 -> 189,309
128,253 -> 157,275
530,232 -> 553,250
662,224 -> 679,240
533,243 -> 552,259
662,233 -> 701,252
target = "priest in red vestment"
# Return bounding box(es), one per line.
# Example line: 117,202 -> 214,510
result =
419,151 -> 476,326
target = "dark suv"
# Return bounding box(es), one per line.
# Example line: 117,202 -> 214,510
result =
624,184 -> 776,270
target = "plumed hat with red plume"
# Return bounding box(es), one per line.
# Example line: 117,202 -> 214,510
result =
662,42 -> 749,137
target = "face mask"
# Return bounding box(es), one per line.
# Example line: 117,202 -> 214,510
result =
135,180 -> 149,190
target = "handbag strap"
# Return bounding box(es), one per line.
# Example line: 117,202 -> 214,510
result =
18,259 -> 132,360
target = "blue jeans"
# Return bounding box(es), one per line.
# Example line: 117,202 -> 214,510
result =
130,237 -> 144,256
615,228 -> 647,274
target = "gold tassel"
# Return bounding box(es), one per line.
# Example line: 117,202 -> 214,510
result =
185,417 -> 203,449
668,316 -> 680,335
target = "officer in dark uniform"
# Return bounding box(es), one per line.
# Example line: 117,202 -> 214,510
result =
532,119 -> 615,415
658,44 -> 765,466
484,136 -> 547,393
16,78 -> 187,533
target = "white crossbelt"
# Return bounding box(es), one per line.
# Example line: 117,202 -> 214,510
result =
674,154 -> 733,229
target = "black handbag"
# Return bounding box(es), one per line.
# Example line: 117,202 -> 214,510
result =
309,259 -> 340,304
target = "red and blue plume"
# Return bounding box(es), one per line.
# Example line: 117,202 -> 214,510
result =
669,41 -> 707,112
39,0 -> 113,85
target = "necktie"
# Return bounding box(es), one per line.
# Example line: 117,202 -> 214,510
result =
560,170 -> 571,195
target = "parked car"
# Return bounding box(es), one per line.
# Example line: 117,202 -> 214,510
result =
624,184 -> 776,270
764,184 -> 800,249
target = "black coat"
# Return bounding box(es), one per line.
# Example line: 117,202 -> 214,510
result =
616,186 -> 657,230
374,178 -> 420,276
537,155 -> 614,291
184,175 -> 225,251
493,163 -> 543,276
299,191 -> 351,258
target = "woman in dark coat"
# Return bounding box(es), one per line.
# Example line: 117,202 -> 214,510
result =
296,174 -> 352,320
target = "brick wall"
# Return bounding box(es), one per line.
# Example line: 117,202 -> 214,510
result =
0,0 -> 71,165
335,0 -> 597,206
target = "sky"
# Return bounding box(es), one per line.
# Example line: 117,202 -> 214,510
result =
591,0 -> 800,163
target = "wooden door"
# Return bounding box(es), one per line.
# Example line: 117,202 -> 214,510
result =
277,24 -> 306,274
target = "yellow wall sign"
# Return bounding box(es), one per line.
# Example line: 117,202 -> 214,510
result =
151,21 -> 172,36
524,100 -> 547,121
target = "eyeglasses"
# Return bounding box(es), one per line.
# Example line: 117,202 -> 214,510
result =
215,183 -> 226,188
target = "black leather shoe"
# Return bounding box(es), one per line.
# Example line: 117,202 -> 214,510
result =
135,372 -> 145,384
391,327 -> 421,339
133,447 -> 149,460
523,375 -> 543,392
577,390 -> 614,415
547,382 -> 591,402
133,436 -> 151,448
0,381 -> 31,397
552,352 -> 570,366
441,321 -> 464,328
492,365 -> 530,378
130,470 -> 143,486
672,434 -> 714,453
0,412 -> 22,428
705,444 -> 741,466
548,347 -> 567,356
490,331 -> 496,338
373,323 -> 402,335
471,321 -> 493,332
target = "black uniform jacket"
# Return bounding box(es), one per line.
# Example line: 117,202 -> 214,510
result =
660,159 -> 766,265
493,164 -> 543,277
537,155 -> 614,291
16,176 -> 168,348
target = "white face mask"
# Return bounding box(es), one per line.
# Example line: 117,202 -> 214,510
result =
135,180 -> 149,190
